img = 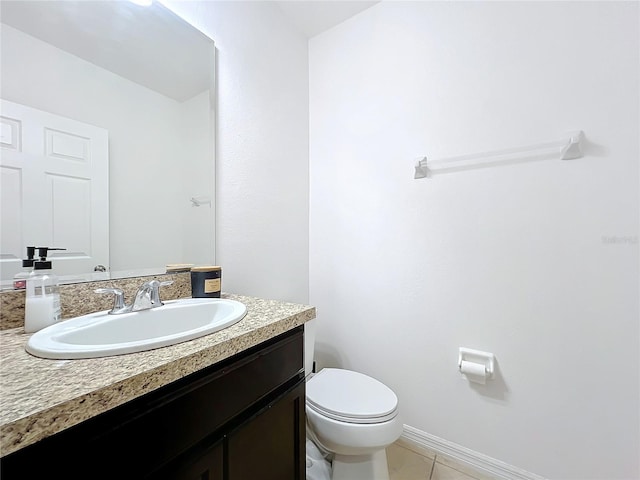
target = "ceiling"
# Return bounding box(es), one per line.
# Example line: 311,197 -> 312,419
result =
1,0 -> 214,101
275,1 -> 379,38
1,0 -> 377,100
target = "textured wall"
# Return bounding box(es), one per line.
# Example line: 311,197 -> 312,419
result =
166,1 -> 310,305
309,2 -> 639,478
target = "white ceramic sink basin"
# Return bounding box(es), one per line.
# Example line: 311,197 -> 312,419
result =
25,298 -> 247,359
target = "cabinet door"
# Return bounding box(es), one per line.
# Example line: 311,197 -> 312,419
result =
158,440 -> 223,480
227,379 -> 305,480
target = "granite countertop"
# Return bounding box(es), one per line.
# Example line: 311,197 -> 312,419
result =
0,293 -> 315,457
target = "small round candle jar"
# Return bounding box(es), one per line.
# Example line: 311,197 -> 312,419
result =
190,266 -> 222,298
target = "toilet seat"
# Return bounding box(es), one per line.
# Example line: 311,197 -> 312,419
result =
307,368 -> 398,425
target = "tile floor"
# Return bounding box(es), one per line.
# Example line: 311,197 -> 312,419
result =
387,441 -> 496,480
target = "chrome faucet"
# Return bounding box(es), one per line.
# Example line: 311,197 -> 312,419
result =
131,280 -> 171,311
95,280 -> 174,315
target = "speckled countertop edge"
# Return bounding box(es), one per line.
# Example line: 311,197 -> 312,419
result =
0,293 -> 316,457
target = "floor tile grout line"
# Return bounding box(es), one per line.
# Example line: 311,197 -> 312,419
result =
389,441 -> 487,480
428,454 -> 436,479
434,453 -> 485,480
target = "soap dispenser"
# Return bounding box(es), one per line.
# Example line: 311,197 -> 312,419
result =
24,247 -> 65,333
13,246 -> 36,290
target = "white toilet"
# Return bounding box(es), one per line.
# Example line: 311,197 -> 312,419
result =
304,323 -> 403,480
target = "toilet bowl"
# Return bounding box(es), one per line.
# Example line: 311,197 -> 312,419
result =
306,368 -> 403,480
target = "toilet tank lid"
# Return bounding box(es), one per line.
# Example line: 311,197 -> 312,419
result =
307,368 -> 398,420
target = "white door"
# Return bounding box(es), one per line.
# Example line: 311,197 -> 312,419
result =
0,99 -> 109,282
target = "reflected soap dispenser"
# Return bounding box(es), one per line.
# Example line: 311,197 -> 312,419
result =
13,246 -> 36,290
24,247 -> 65,333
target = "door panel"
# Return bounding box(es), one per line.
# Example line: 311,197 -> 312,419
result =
0,165 -> 22,255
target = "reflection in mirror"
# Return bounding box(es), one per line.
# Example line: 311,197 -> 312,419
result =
0,0 -> 216,288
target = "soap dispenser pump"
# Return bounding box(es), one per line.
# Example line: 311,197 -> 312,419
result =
13,246 -> 36,290
24,247 -> 66,333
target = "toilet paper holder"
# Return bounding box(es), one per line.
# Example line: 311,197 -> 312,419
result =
458,347 -> 495,379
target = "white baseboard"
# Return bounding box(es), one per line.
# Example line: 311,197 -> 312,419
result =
400,425 -> 547,480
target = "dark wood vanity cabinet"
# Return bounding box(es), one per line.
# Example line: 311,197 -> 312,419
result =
1,326 -> 306,480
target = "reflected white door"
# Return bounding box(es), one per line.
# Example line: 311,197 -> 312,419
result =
0,99 -> 109,281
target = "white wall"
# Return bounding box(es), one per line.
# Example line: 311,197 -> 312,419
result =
165,1 -> 310,304
309,2 -> 639,479
1,25 -> 212,272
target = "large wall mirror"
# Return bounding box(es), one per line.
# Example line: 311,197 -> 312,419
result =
0,0 -> 216,287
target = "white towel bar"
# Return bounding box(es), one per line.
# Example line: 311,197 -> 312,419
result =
414,130 -> 584,179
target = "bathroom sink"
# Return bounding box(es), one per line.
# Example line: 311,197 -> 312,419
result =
25,298 -> 247,359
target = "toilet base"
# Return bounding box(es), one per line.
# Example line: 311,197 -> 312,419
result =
331,448 -> 390,480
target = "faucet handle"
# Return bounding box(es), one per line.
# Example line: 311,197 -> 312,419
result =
95,288 -> 127,314
149,280 -> 174,306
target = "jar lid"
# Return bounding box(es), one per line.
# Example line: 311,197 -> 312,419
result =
191,266 -> 222,272
166,263 -> 194,272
